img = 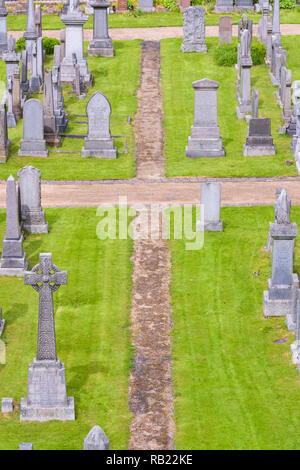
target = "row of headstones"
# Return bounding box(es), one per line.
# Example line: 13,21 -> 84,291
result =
263,188 -> 300,373
214,0 -> 255,13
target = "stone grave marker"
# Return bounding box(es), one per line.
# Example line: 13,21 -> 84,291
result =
181,6 -> 207,53
19,99 -> 48,157
243,117 -> 275,156
84,426 -> 110,450
219,16 -> 232,45
197,182 -> 223,232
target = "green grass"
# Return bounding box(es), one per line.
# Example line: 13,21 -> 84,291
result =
0,207 -> 133,450
0,40 -> 140,181
161,36 -> 298,177
169,205 -> 300,450
6,8 -> 300,30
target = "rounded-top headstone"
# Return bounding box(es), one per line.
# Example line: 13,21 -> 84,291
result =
86,91 -> 111,139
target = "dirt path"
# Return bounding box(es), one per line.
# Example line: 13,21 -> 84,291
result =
8,24 -> 300,41
135,41 -> 165,179
128,41 -> 175,450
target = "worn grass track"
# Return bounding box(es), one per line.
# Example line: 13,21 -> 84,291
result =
0,207 -> 133,450
169,205 -> 300,450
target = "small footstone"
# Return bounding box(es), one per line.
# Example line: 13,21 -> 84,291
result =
19,443 -> 33,450
1,398 -> 13,413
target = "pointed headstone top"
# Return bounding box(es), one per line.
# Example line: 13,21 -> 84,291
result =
275,188 -> 291,224
192,79 -> 219,90
84,425 -> 110,450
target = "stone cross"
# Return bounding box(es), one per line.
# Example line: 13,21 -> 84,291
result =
25,253 -> 67,361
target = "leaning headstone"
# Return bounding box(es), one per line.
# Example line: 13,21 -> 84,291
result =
243,118 -> 275,156
0,176 -> 28,277
0,307 -> 4,337
251,88 -> 259,118
19,99 -> 48,157
43,68 -> 61,146
186,79 -> 225,158
82,91 -> 117,159
24,0 -> 38,70
138,0 -> 155,12
2,35 -> 21,87
88,0 -> 114,57
35,4 -> 42,38
18,166 -> 48,234
60,3 -> 92,84
214,0 -> 234,13
0,104 -> 10,163
6,76 -> 16,128
197,183 -> 223,232
84,426 -> 110,450
236,28 -> 252,119
2,398 -> 13,413
181,7 -> 207,53
19,443 -> 33,450
0,0 -> 8,55
219,17 -> 232,45
263,189 -> 299,330
20,253 -> 75,422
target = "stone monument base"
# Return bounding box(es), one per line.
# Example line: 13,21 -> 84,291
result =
196,220 -> 223,232
7,113 -> 17,128
180,43 -> 207,53
263,274 -> 299,326
60,57 -> 92,85
186,126 -> 225,158
0,248 -> 28,276
23,210 -> 48,234
18,140 -> 48,158
269,71 -> 279,87
55,112 -> 69,133
20,359 -> 75,422
243,144 -> 276,156
29,76 -> 42,94
139,6 -> 155,11
87,40 -> 114,58
82,138 -> 117,159
236,104 -> 252,120
214,7 -> 234,12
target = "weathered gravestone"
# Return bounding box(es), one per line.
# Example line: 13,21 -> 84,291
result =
235,0 -> 254,9
272,0 -> 281,44
19,99 -> 48,157
6,76 -> 16,128
52,45 -> 68,132
243,117 -> 275,156
265,16 -> 273,66
0,307 -> 4,337
219,17 -> 232,45
36,36 -> 44,85
82,91 -> 117,158
35,4 -> 42,38
214,0 -> 233,13
186,79 -> 225,158
84,426 -> 110,450
21,50 -> 29,94
0,103 -> 10,163
20,253 -> 75,421
19,443 -> 33,450
138,0 -> 155,12
181,7 -> 207,53
281,69 -> 292,128
287,81 -> 300,137
263,189 -> 299,330
24,0 -> 38,70
265,187 -> 285,252
238,13 -> 253,42
2,35 -> 21,87
18,166 -> 48,234
0,0 -> 8,55
252,88 -> 259,118
0,176 -> 28,276
196,182 -> 223,232
258,2 -> 271,45
43,68 -> 61,147
1,398 -> 13,413
236,28 -> 252,119
60,1 -> 92,84
290,290 -> 300,365
88,0 -> 114,57
29,41 -> 42,93
60,29 -> 66,63
12,66 -> 21,121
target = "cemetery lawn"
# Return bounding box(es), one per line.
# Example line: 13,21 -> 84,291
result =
6,9 -> 300,30
169,205 -> 300,450
0,207 -> 133,450
0,40 -> 140,181
161,37 -> 299,178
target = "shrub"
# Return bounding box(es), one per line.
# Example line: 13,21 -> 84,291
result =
163,0 -> 179,11
43,37 -> 60,55
270,0 -> 295,9
16,37 -> 25,52
251,42 -> 266,65
213,43 -> 237,66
